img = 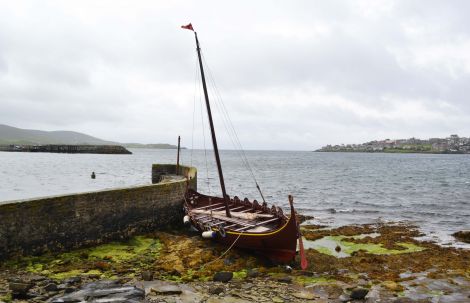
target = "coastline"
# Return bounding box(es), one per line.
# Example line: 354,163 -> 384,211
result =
315,149 -> 470,154
0,144 -> 132,155
1,222 -> 469,302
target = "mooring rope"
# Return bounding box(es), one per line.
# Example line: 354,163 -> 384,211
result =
199,230 -> 245,270
177,180 -> 244,271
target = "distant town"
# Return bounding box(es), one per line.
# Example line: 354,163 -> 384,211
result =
317,134 -> 470,154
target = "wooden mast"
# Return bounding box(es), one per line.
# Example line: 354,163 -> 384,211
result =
176,135 -> 180,175
194,32 -> 231,218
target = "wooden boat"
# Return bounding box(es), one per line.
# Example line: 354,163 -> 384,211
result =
181,23 -> 308,268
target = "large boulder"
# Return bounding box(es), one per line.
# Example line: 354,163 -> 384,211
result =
8,279 -> 33,299
453,230 -> 470,243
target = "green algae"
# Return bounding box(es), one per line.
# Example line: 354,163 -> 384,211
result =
233,270 -> 247,280
5,236 -> 162,281
87,236 -> 160,262
0,293 -> 12,303
305,235 -> 425,257
49,269 -> 85,280
294,275 -> 336,285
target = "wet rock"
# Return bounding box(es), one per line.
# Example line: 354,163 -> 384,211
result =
213,271 -> 233,283
141,270 -> 153,281
246,268 -> 260,278
350,288 -> 369,300
50,280 -> 144,303
292,291 -> 318,300
297,214 -> 315,224
30,275 -> 47,283
453,230 -> 470,243
150,284 -> 182,295
8,280 -> 33,298
338,293 -> 351,302
364,285 -> 381,303
64,276 -> 81,285
64,287 -> 76,293
382,281 -> 404,292
44,283 -> 58,292
276,276 -> 292,283
206,297 -> 251,303
209,285 -> 225,295
393,298 -> 425,303
283,265 -> 293,273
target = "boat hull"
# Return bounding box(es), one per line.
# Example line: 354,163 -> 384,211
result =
185,190 -> 299,263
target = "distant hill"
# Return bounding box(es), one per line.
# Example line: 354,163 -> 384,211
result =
0,124 -> 179,148
0,124 -> 117,145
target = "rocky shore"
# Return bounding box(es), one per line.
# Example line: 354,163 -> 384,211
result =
1,223 -> 469,302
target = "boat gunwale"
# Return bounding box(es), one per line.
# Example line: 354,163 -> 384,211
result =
185,189 -> 296,237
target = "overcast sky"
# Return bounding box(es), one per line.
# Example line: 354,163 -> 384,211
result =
1,0 -> 470,150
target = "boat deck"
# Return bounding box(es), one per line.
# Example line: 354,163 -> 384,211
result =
189,198 -> 284,233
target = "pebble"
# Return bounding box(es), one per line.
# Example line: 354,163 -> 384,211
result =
206,296 -> 251,303
64,276 -> 81,284
141,270 -> 154,281
50,280 -> 144,303
150,284 -> 182,295
213,271 -> 233,283
246,268 -> 260,278
44,283 -> 58,292
292,291 -> 318,300
350,287 -> 369,300
339,293 -> 351,302
208,285 -> 225,295
382,280 -> 403,292
276,276 -> 292,284
8,280 -> 32,298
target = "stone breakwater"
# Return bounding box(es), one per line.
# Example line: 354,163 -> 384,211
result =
0,164 -> 197,260
0,144 -> 132,154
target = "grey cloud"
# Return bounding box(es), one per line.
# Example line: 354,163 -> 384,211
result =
1,0 -> 470,149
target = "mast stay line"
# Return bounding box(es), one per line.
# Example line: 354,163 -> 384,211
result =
194,31 -> 232,218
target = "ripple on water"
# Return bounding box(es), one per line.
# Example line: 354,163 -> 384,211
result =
1,150 -> 470,245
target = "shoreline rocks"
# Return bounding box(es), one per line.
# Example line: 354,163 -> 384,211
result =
453,230 -> 470,243
1,222 -> 469,302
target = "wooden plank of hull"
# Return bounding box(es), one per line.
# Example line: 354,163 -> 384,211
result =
185,189 -> 299,262
217,214 -> 298,262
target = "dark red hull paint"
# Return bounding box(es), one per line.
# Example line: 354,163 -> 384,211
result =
184,190 -> 299,263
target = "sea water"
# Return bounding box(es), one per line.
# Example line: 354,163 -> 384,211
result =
1,149 -> 469,247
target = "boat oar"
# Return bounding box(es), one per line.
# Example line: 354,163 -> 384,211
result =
289,195 -> 308,270
298,226 -> 308,270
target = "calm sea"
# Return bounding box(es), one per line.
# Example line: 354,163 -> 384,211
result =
1,149 -> 469,247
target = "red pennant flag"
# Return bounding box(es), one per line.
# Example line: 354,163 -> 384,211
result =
181,23 -> 194,31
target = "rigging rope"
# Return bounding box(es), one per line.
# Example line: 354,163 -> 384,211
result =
190,54 -> 199,168
197,68 -> 212,195
200,52 -> 267,203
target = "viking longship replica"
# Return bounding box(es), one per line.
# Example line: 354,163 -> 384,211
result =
181,23 -> 308,268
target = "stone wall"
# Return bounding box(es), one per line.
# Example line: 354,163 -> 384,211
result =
0,164 -> 196,260
151,164 -> 197,185
0,144 -> 132,154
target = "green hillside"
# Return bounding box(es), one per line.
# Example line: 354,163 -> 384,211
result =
0,124 -> 118,145
0,124 -> 179,148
